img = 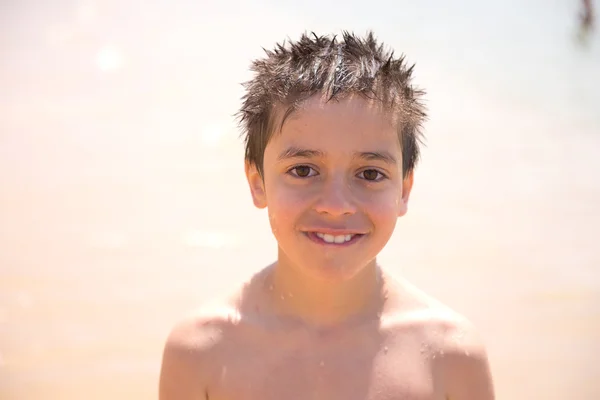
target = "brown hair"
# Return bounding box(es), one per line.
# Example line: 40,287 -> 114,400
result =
237,31 -> 427,178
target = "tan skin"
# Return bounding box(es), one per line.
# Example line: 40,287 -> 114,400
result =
159,95 -> 495,400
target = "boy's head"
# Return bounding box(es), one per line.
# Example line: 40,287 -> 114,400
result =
238,31 -> 427,281
238,31 -> 427,179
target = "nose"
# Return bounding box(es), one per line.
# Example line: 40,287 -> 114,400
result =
313,174 -> 357,217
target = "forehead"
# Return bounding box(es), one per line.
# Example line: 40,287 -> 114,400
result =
270,95 -> 400,149
285,94 -> 395,128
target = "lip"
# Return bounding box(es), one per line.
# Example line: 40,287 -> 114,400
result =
302,231 -> 366,246
301,228 -> 367,235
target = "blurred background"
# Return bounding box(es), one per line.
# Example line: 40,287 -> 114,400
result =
1,0 -> 599,398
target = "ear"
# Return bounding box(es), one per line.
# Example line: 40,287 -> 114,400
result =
245,161 -> 267,209
397,170 -> 414,217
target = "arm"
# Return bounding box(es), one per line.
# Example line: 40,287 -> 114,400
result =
159,319 -> 210,400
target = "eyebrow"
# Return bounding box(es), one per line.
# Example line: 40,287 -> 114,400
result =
277,147 -> 398,165
277,147 -> 324,161
358,151 -> 397,165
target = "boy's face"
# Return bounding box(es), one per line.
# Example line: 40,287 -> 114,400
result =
246,95 -> 413,281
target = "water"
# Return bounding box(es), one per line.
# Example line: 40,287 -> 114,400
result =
1,1 -> 599,399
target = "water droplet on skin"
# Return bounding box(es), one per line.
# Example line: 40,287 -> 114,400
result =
383,346 -> 388,354
320,361 -> 325,367
269,285 -> 273,291
452,329 -> 466,345
420,342 -> 434,359
288,292 -> 293,298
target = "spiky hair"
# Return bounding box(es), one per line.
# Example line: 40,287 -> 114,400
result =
237,31 -> 427,177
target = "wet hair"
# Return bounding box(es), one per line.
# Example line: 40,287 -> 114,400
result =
237,31 -> 427,178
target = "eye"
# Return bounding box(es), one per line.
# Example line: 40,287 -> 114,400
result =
358,169 -> 386,182
288,165 -> 318,178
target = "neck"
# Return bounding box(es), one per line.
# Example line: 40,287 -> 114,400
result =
264,248 -> 386,327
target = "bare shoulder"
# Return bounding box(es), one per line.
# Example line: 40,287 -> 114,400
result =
159,266 -> 274,399
428,312 -> 495,400
385,276 -> 495,400
158,297 -> 240,400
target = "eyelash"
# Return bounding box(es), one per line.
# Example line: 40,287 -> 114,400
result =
287,165 -> 318,178
358,169 -> 388,182
286,165 -> 388,182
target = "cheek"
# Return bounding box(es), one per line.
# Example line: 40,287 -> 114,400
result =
265,179 -> 311,231
359,190 -> 401,225
372,202 -> 400,223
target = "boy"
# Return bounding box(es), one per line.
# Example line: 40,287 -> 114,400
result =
159,31 -> 495,400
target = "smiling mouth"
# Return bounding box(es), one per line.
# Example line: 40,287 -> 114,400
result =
304,232 -> 365,245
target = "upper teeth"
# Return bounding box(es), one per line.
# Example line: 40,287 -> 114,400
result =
316,233 -> 354,244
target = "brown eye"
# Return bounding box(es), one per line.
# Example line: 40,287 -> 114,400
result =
360,169 -> 383,181
290,165 -> 315,178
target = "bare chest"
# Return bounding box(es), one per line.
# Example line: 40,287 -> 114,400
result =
207,330 -> 440,400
